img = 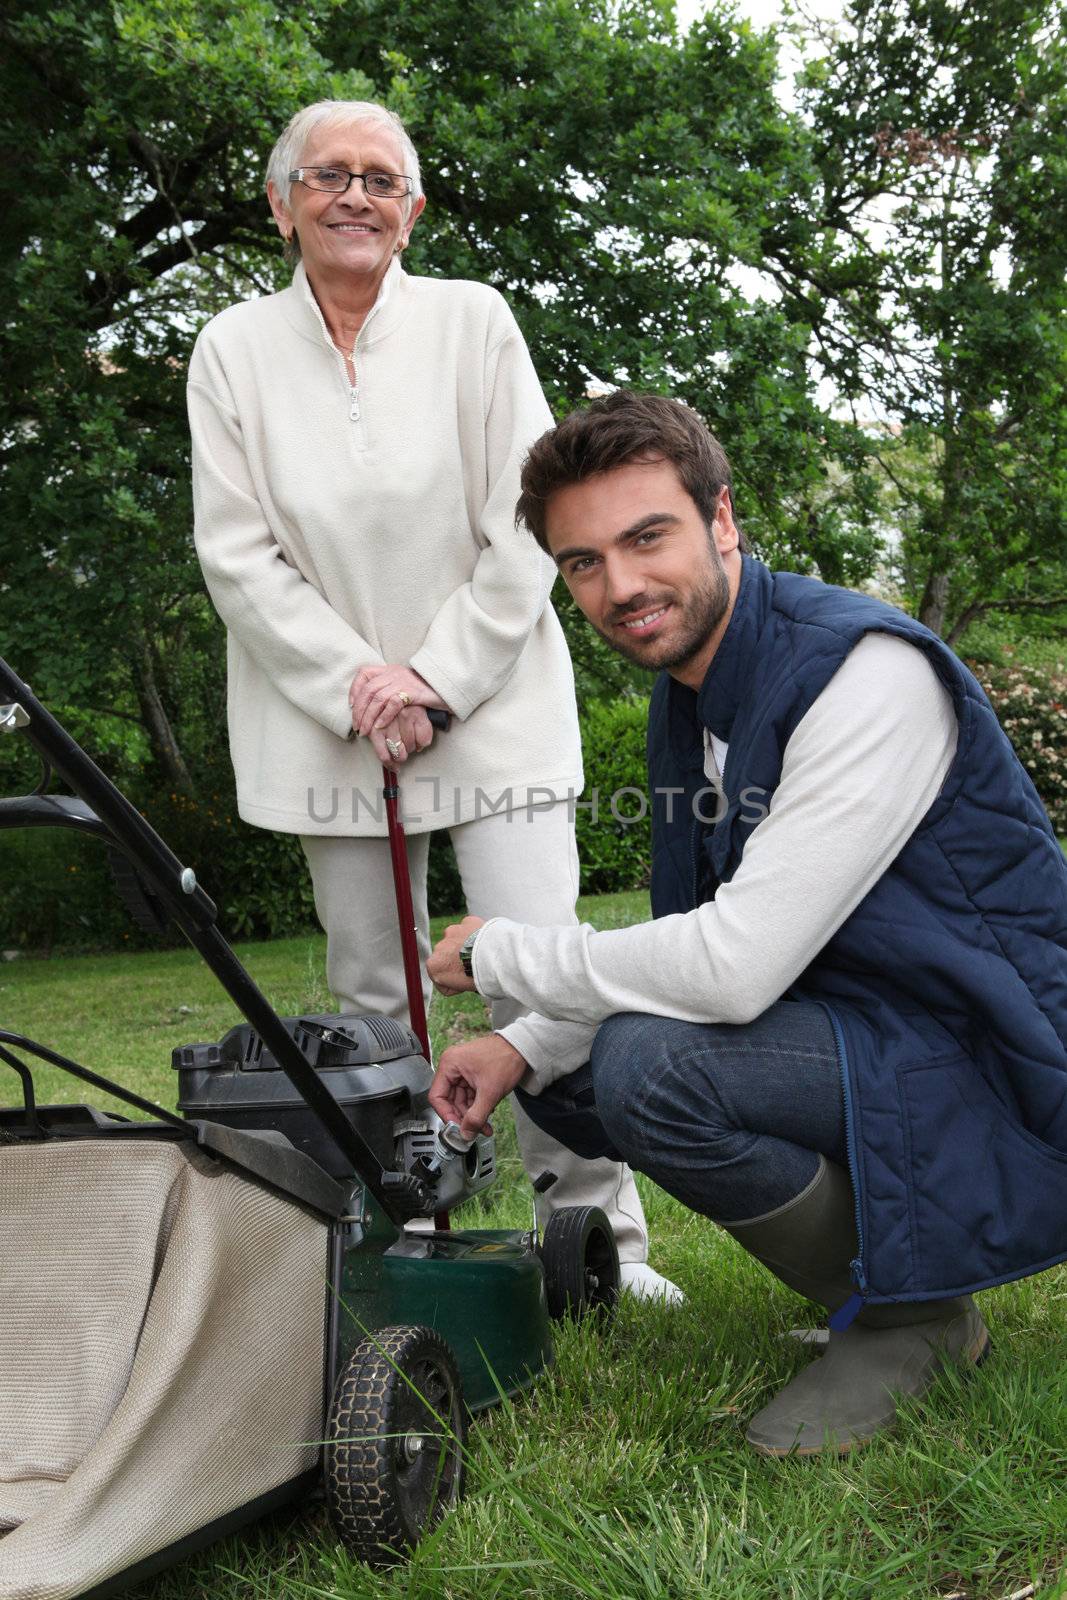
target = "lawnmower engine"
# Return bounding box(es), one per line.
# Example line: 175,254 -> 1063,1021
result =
173,1012 -> 496,1215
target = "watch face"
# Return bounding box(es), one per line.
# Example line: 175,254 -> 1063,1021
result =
460,931 -> 478,976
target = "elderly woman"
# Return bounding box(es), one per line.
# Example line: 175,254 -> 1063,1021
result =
186,98 -> 677,1301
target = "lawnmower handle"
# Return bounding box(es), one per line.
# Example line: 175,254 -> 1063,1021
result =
0,654 -> 421,1221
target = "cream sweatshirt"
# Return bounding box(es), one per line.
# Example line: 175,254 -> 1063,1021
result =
187,260 -> 582,835
491,632 -> 959,1089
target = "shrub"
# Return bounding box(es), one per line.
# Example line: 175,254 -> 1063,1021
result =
427,831 -> 463,917
969,658 -> 1067,835
0,828 -> 125,955
0,697 -> 658,953
0,773 -> 318,954
7,658 -> 1062,958
574,697 -> 652,894
145,785 -> 317,941
572,665 -> 1067,895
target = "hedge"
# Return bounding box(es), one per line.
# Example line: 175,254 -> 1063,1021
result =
2,659 -> 1063,955
0,781 -> 317,956
572,697 -> 652,894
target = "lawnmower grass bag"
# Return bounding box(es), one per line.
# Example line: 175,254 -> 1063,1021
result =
0,1136 -> 328,1600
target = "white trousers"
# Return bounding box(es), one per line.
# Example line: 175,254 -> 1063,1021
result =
301,802 -> 648,1261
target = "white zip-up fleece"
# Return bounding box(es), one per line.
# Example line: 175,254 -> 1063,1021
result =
187,260 -> 582,836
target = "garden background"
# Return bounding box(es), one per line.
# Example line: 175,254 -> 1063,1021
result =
2,0 -> 1066,951
2,5 -> 1066,1597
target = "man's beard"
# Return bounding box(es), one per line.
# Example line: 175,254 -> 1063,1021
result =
594,548 -> 730,673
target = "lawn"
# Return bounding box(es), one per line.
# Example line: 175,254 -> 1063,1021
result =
2,894 -> 1066,1600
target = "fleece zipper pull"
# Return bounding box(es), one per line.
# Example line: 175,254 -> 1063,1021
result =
299,257 -> 393,427
345,339 -> 360,422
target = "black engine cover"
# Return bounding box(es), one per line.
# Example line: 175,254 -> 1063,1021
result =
173,1012 -> 432,1181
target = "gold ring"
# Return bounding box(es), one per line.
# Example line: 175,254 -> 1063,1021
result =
398,691 -> 412,708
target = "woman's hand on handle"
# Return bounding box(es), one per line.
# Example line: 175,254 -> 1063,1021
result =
349,664 -> 449,738
368,704 -> 436,766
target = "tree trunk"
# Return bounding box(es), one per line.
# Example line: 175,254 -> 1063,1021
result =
918,570 -> 951,636
134,638 -> 195,794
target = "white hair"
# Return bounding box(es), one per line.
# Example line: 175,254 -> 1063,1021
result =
265,99 -> 423,215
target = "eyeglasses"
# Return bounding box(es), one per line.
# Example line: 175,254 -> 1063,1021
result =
288,166 -> 413,198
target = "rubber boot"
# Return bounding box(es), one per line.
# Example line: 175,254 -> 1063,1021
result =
722,1157 -> 858,1311
722,1157 -> 990,1456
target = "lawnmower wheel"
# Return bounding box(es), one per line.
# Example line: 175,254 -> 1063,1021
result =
540,1204 -> 620,1321
325,1324 -> 467,1566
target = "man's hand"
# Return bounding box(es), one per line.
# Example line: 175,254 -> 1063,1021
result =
429,1034 -> 528,1140
349,664 -> 448,738
427,914 -> 485,996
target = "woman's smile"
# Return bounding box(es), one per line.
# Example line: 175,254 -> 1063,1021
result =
270,119 -> 420,293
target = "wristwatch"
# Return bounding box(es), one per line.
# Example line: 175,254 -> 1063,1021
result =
459,928 -> 481,979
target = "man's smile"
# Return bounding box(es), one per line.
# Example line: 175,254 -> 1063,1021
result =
617,604 -> 671,633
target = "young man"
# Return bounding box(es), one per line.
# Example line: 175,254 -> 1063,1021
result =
426,390 -> 1067,1455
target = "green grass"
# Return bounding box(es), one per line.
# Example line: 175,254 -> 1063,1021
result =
2,892 -> 1066,1600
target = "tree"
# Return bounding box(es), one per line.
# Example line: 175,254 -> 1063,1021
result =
788,0 -> 1067,642
0,0 -> 880,792
0,0 -> 374,788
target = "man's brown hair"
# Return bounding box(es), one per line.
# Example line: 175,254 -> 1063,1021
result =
517,389 -> 747,553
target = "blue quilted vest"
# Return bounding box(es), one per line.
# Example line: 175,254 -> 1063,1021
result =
648,555 -> 1067,1306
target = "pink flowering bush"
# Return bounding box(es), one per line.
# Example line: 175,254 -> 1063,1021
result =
969,659 -> 1067,836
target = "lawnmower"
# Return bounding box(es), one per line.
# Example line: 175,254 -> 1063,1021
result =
0,655 -> 619,1600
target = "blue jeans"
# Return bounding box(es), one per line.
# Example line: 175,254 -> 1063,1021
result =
514,1001 -> 847,1224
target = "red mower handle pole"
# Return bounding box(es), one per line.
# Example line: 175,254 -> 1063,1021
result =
380,706 -> 451,1059
382,762 -> 432,1061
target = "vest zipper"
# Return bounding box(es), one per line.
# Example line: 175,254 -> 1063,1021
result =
816,1000 -> 868,1328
